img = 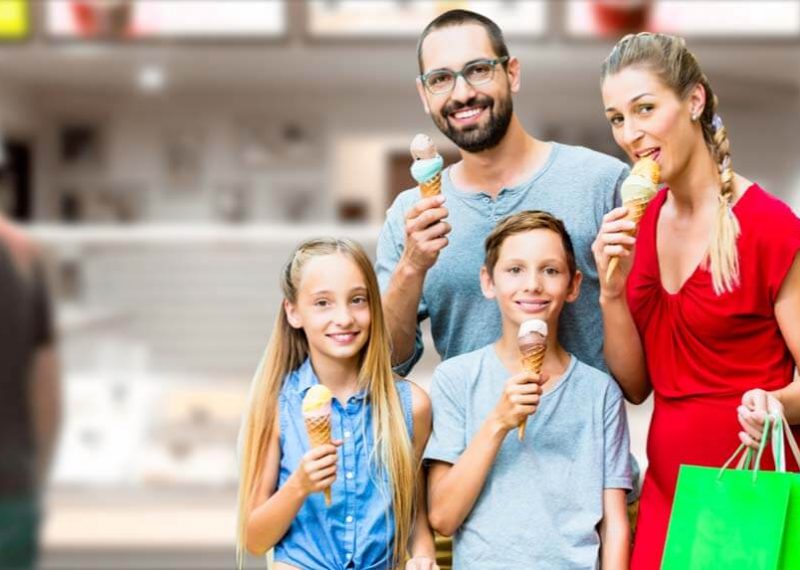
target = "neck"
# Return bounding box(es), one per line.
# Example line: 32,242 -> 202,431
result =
666,144 -> 722,215
495,319 -> 570,380
308,351 -> 361,403
453,115 -> 547,197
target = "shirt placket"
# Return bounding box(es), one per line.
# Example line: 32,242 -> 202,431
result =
339,396 -> 359,568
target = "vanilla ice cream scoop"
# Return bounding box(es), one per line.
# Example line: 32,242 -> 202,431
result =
302,384 -> 333,415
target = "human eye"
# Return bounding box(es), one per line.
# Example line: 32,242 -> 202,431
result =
608,113 -> 624,127
351,295 -> 368,305
637,103 -> 654,115
465,61 -> 493,81
426,70 -> 453,89
544,266 -> 560,276
313,298 -> 330,308
507,265 -> 522,274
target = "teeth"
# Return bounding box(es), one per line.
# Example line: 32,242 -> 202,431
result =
454,107 -> 482,120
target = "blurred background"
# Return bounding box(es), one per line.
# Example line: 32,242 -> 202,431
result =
0,0 -> 797,568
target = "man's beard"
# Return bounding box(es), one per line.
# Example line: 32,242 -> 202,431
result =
433,93 -> 513,153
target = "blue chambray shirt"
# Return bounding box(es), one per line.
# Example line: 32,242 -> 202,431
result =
273,359 -> 413,570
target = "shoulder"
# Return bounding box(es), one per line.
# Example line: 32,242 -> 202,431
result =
740,184 -> 800,229
551,143 -> 628,179
434,344 -> 493,380
407,380 -> 432,427
570,358 -> 623,401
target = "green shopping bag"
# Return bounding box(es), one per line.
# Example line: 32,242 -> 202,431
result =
662,414 -> 800,570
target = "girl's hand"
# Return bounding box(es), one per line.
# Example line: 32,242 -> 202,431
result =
490,371 -> 544,432
290,440 -> 342,497
592,207 -> 637,299
738,389 -> 784,450
405,556 -> 439,570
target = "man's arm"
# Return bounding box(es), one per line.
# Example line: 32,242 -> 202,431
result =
29,345 -> 60,484
377,195 -> 450,369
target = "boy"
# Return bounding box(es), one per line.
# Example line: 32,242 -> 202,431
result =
424,211 -> 631,569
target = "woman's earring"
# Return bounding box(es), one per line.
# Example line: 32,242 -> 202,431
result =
691,113 -> 699,122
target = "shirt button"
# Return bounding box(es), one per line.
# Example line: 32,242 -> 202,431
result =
344,430 -> 352,438
346,515 -> 353,523
346,471 -> 354,480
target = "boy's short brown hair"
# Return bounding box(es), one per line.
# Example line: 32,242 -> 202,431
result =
484,210 -> 577,278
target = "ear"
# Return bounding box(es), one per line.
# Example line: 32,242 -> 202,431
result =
480,265 -> 496,299
566,270 -> 583,303
688,82 -> 707,120
284,298 -> 303,329
416,77 -> 431,115
506,56 -> 521,94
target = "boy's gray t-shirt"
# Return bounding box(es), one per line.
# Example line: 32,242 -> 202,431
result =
376,142 -> 627,375
424,345 -> 632,570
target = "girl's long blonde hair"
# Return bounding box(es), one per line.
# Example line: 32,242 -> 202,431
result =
236,237 -> 416,568
602,32 -> 740,295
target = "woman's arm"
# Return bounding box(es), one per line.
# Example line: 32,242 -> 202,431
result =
592,207 -> 651,403
406,383 -> 437,569
246,413 -> 340,555
739,253 -> 800,445
599,489 -> 630,569
427,371 -> 542,536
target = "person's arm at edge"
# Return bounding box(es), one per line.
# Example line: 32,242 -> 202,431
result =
771,253 -> 800,424
30,345 -> 60,484
599,489 -> 630,569
406,382 -> 437,564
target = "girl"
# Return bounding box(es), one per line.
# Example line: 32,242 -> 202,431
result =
236,238 -> 437,570
594,32 -> 800,568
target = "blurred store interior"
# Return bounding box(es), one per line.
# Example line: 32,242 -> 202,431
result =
0,1 -> 798,568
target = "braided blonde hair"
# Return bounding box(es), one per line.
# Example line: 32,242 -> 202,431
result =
602,32 -> 740,294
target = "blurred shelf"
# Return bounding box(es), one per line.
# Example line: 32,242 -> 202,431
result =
27,223 -> 382,246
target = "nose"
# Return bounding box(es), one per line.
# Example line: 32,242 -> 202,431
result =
332,304 -> 355,327
622,117 -> 644,147
450,73 -> 476,102
525,271 -> 543,293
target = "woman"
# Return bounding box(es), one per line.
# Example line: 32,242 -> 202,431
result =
593,32 -> 800,568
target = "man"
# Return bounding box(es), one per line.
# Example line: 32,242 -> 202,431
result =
377,9 -> 627,377
0,217 -> 60,570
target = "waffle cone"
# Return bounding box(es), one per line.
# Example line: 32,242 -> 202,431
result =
304,414 -> 333,506
420,171 -> 442,198
605,196 -> 652,284
518,344 -> 546,440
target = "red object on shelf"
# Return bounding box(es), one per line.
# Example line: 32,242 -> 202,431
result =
69,0 -> 133,38
592,0 -> 652,35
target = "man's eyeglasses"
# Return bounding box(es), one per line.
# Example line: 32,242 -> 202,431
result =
419,56 -> 510,95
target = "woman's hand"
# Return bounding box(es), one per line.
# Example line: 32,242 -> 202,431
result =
405,556 -> 439,570
737,389 -> 784,449
592,207 -> 637,299
289,440 -> 342,498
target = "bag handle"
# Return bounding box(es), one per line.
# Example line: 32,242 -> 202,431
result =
718,415 -> 772,483
771,411 -> 800,473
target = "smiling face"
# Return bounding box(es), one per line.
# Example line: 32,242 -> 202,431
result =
602,66 -> 707,183
285,253 -> 371,368
481,228 -> 581,333
416,24 -> 518,153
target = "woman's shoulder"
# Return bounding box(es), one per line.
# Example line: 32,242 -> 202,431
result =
738,183 -> 799,226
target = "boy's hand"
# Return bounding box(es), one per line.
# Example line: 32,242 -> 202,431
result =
490,371 -> 544,432
289,440 -> 342,498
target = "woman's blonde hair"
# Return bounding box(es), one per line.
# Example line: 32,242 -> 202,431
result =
602,32 -> 740,294
236,237 -> 416,568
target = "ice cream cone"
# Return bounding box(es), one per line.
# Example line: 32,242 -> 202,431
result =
606,158 -> 660,283
420,171 -> 442,198
517,319 -> 548,441
304,414 -> 333,506
302,385 -> 334,506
